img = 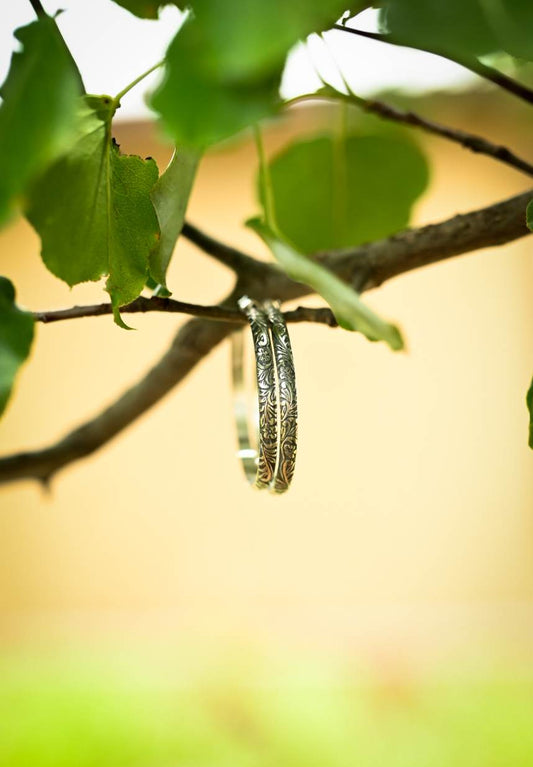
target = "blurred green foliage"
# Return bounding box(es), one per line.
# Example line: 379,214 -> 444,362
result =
150,1 -> 366,148
262,131 -> 429,254
380,0 -> 533,60
1,650 -> 533,767
0,277 -> 34,416
111,0 -> 166,18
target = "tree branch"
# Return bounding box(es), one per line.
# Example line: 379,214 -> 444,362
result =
323,188 -> 532,289
1,189 -> 530,486
33,296 -> 338,327
283,306 -> 338,327
332,24 -> 533,107
289,90 -> 533,179
0,312 -> 237,487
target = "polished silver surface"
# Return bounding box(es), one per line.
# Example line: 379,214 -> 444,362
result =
232,296 -> 298,494
232,297 -> 278,489
264,300 -> 298,494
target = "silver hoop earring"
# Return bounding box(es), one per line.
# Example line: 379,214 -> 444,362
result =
231,296 -> 278,489
263,300 -> 298,494
231,296 -> 298,494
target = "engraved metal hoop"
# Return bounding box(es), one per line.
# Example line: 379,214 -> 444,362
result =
231,296 -> 278,489
264,300 -> 298,494
232,296 -> 298,494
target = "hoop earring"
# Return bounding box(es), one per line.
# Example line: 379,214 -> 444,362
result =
231,296 -> 278,489
231,296 -> 298,494
264,300 -> 298,494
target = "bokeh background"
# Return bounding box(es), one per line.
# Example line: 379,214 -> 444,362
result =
1,3 -> 533,765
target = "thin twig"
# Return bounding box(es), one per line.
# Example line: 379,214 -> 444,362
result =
34,297 -> 244,325
28,0 -> 46,17
0,188 -> 530,487
33,296 -> 338,327
289,89 -> 533,179
356,97 -> 533,178
284,306 -> 338,327
332,24 -> 533,107
464,57 -> 533,106
332,25 -> 385,42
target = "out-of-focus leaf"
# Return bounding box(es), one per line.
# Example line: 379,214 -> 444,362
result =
184,1 -> 368,81
109,0 -> 172,18
248,219 -> 404,350
381,0 -> 533,60
495,0 -> 533,60
0,16 -> 81,226
152,1 -> 369,148
262,132 -> 429,254
526,200 -> 533,231
380,0 -> 498,56
152,60 -> 279,148
150,147 -> 200,288
0,277 -> 34,417
151,16 -> 280,149
25,96 -> 160,328
527,378 -> 533,449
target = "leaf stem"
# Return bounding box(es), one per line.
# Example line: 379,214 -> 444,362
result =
113,60 -> 164,106
253,124 -> 277,233
332,100 -> 348,243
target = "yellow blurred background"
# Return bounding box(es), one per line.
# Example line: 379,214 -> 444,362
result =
0,94 -> 532,766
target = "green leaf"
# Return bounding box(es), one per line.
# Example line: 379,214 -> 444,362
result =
381,0 -> 533,61
152,1 -> 367,148
381,0 -> 498,57
493,0 -> 533,60
151,16 -> 280,149
0,277 -> 34,417
25,96 -> 160,328
149,147 -> 201,288
145,275 -> 172,297
526,200 -> 533,231
183,1 -> 367,81
248,219 -> 404,351
527,378 -> 533,449
262,131 -> 429,254
109,1 -> 171,18
0,16 -> 81,226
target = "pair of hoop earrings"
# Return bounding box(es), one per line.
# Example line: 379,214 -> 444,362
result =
231,296 -> 298,494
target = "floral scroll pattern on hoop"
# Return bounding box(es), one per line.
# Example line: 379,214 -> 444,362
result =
231,296 -> 298,494
264,300 -> 298,494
